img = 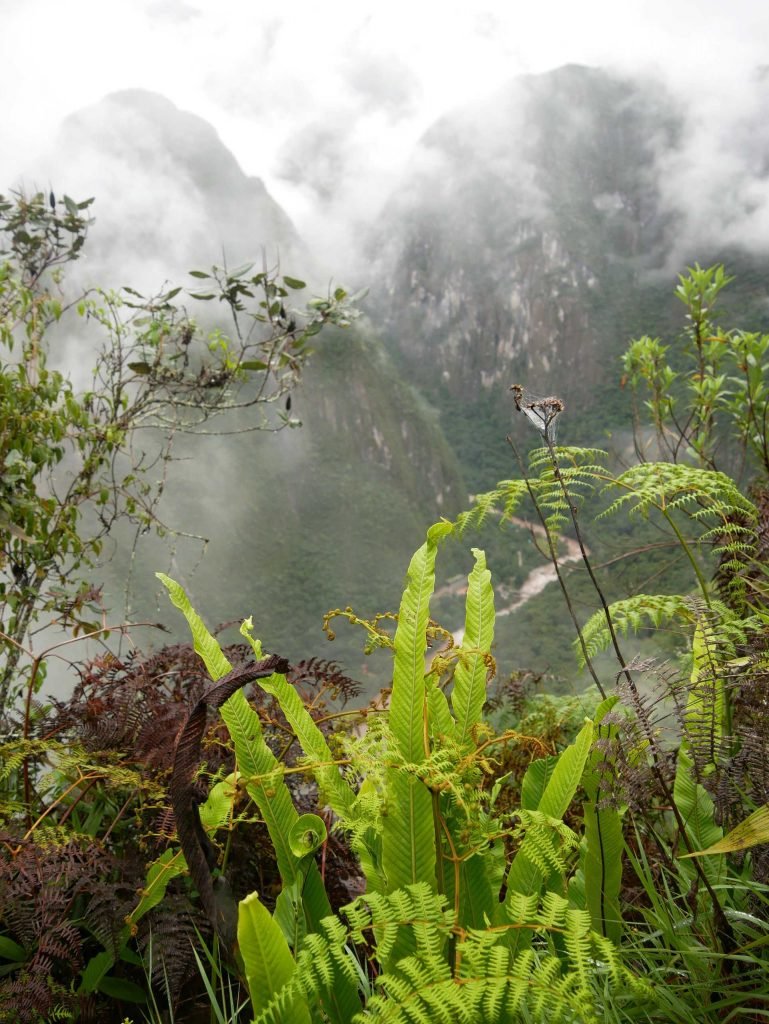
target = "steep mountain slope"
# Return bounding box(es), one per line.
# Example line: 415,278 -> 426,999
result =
372,66 -> 681,452
42,72 -> 769,691
46,91 -> 465,685
56,89 -> 302,288
365,64 -> 769,680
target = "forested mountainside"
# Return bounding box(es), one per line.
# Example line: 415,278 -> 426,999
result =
47,68 -> 769,682
372,64 -> 769,474
6,47 -> 769,1022
52,90 -> 466,677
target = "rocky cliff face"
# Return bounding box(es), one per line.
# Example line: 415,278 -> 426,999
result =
372,66 -> 681,421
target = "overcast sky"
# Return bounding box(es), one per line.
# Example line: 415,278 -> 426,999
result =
3,2 -> 768,191
2,0 -> 769,279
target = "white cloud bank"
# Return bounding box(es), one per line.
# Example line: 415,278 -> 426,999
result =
3,0 -> 769,274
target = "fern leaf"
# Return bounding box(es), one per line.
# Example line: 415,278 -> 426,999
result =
520,755 -> 558,811
383,524 -> 451,899
501,720 -> 593,948
582,803 -> 623,943
679,803 -> 769,857
537,719 -> 593,819
451,548 -> 495,748
156,573 -> 232,680
579,698 -> 624,943
576,594 -> 693,668
426,680 -> 455,740
238,892 -> 311,1024
219,690 -> 300,887
259,670 -> 356,819
673,747 -> 725,887
390,521 -> 451,762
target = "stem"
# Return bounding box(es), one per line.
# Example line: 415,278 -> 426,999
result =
544,437 -> 633,690
540,438 -> 733,953
661,509 -> 712,608
506,436 -> 607,699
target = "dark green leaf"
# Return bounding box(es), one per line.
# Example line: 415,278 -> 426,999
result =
0,937 -> 26,962
97,975 -> 147,1002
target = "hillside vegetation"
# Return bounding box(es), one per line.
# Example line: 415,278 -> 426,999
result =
1,189 -> 769,1022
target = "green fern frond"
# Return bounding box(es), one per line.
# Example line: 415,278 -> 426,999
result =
294,917 -> 360,1003
527,447 -> 607,534
0,738 -> 66,782
258,888 -> 650,1024
456,480 -> 530,534
451,548 -> 495,748
576,593 -> 693,667
511,810 -> 579,878
527,445 -> 608,471
601,462 -> 757,525
344,883 -> 453,964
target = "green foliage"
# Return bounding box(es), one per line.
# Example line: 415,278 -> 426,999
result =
5,258 -> 769,1022
451,548 -> 495,748
159,525 -> 655,1022
623,262 -> 769,474
577,593 -> 694,667
238,883 -> 649,1024
0,188 -> 358,717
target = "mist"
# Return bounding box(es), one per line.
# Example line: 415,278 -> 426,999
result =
4,3 -> 769,700
5,2 -> 769,282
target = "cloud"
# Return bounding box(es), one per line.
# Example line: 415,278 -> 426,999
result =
4,0 -> 769,283
653,69 -> 769,265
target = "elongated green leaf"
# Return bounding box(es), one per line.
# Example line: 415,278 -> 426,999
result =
239,618 -> 359,821
521,756 -> 558,811
0,937 -> 25,962
583,803 -> 623,943
501,720 -> 593,945
382,523 -> 450,899
274,881 -> 307,954
219,674 -> 358,1019
674,747 -> 724,885
382,772 -> 435,894
155,581 -> 357,1020
156,573 -> 232,680
156,581 -> 309,886
220,690 -> 301,887
256,670 -> 356,820
456,852 -> 496,931
538,720 -> 594,819
238,892 -> 311,1024
680,803 -> 769,857
581,698 -> 623,943
83,847 -> 187,993
389,522 -> 451,762
451,547 -> 495,747
684,619 -> 726,772
426,680 -> 455,740
95,976 -> 146,1002
300,869 -> 362,1024
128,848 -> 187,926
